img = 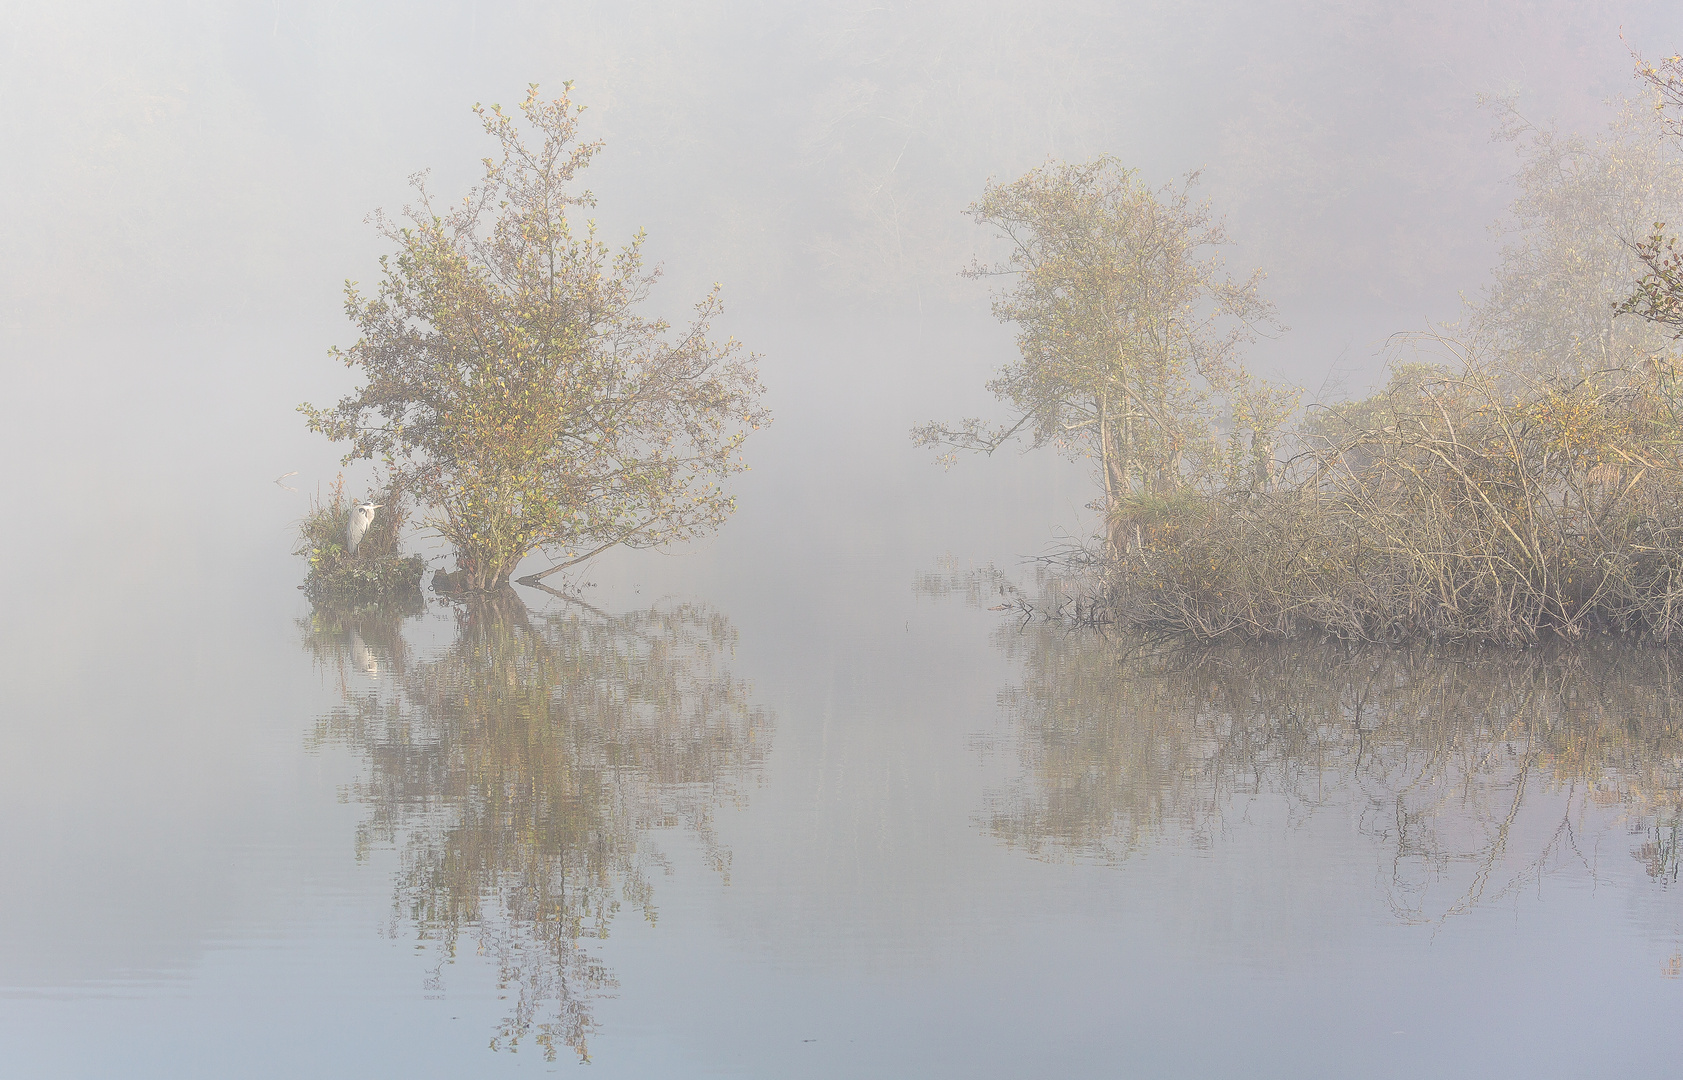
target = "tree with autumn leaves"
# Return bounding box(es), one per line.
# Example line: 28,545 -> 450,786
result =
913,158 -> 1289,550
303,85 -> 768,592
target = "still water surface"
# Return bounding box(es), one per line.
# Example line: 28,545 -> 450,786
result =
4,543 -> 1683,1076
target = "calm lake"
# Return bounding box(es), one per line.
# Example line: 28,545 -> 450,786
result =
4,392 -> 1682,1078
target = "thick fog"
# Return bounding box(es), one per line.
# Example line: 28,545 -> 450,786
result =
9,6 -> 1683,1070
0,0 -> 1677,668
3,0 -> 1679,706
8,3 -> 1678,317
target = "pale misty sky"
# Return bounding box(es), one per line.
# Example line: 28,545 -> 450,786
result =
2,0 -> 1682,607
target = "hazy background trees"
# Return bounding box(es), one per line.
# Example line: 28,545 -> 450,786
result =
9,2 -> 1678,351
1469,96 -> 1683,378
1622,51 -> 1683,337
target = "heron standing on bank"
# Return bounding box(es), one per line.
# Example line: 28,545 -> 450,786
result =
346,503 -> 382,554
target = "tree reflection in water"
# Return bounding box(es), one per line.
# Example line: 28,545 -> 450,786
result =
927,568 -> 1683,922
301,592 -> 769,1061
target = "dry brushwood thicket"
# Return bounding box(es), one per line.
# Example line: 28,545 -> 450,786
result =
1105,354 -> 1683,642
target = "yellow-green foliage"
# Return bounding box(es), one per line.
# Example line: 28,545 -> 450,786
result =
296,477 -> 423,606
914,157 -> 1287,518
301,86 -> 768,593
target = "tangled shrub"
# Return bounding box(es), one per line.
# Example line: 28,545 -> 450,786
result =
1106,355 -> 1683,643
297,478 -> 424,605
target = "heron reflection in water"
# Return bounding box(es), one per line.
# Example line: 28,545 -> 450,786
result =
348,630 -> 379,676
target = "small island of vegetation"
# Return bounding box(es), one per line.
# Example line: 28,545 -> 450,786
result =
922,51 -> 1683,645
299,84 -> 768,601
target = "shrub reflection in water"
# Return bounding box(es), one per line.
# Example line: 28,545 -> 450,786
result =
300,592 -> 770,1061
927,568 -> 1683,921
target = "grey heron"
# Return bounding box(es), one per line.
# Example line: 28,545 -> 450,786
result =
346,503 -> 383,554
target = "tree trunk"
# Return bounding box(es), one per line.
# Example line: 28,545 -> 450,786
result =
1116,411 -> 1132,502
1099,392 -> 1122,557
442,542 -> 523,594
1099,390 -> 1115,514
